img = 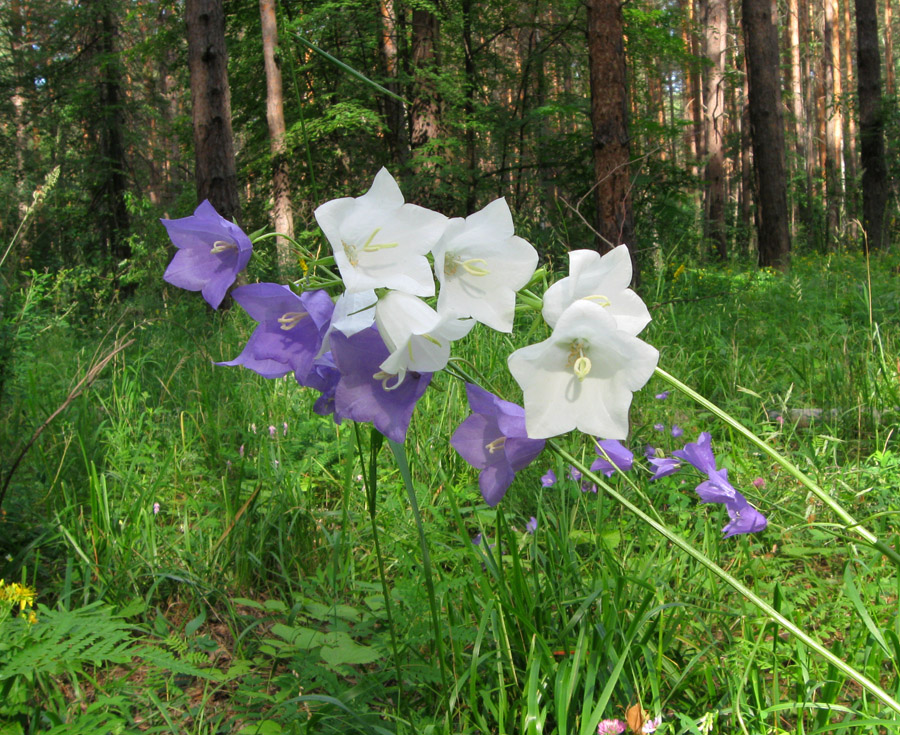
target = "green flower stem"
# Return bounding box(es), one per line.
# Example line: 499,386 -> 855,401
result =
353,426 -> 405,717
550,440 -> 900,717
655,366 -> 900,566
388,438 -> 450,700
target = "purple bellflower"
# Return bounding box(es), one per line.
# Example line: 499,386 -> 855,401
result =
648,456 -> 681,480
162,200 -> 252,309
526,516 -> 538,534
673,432 -> 767,536
451,383 -> 546,506
301,352 -> 342,418
541,469 -> 557,487
591,439 -> 633,477
329,326 -> 431,444
218,284 -> 334,382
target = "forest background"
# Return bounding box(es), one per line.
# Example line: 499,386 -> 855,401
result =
2,0 -> 900,733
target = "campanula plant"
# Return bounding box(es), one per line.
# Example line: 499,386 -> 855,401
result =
160,168 -> 900,720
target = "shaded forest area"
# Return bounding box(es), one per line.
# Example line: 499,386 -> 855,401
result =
1,0 -> 898,296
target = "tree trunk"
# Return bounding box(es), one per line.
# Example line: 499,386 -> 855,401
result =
98,6 -> 131,261
788,0 -> 811,230
743,0 -> 792,268
186,0 -> 241,223
586,0 -> 638,282
410,8 -> 441,151
260,0 -> 294,276
886,0 -> 896,96
700,0 -> 728,259
841,0 -> 858,208
856,0 -> 889,251
379,0 -> 409,166
823,0 -> 844,247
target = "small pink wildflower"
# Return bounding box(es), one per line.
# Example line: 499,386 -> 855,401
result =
752,477 -> 765,489
597,720 -> 626,735
282,422 -> 288,436
269,425 -> 276,438
239,444 -> 245,458
152,502 -> 160,515
642,715 -> 662,733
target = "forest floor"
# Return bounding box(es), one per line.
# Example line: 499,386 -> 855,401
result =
1,249 -> 899,734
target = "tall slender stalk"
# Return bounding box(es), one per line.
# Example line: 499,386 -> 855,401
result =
388,438 -> 450,701
353,425 -> 405,720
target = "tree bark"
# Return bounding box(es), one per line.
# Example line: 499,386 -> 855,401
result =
586,0 -> 638,282
787,0 -> 812,229
823,0 -> 844,247
98,5 -> 131,261
379,0 -> 409,166
186,0 -> 241,223
700,0 -> 728,259
410,8 -> 441,150
260,0 -> 294,276
841,0 -> 858,205
856,0 -> 889,251
886,0 -> 895,96
743,0 -> 792,268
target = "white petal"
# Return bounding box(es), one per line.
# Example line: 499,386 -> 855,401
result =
542,246 -> 649,336
508,300 -> 658,439
313,170 -> 445,296
433,199 -> 537,332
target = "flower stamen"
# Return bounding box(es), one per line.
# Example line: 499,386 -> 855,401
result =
361,227 -> 399,253
277,312 -> 308,330
583,294 -> 611,307
373,370 -> 404,391
485,437 -> 506,454
210,240 -> 238,254
566,339 -> 592,381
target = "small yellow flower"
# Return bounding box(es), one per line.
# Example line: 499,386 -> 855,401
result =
0,580 -> 37,611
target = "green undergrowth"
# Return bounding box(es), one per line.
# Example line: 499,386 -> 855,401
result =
0,250 -> 898,733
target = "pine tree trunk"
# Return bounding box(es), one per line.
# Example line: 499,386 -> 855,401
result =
824,0 -> 844,247
260,0 -> 294,276
186,0 -> 241,223
841,0 -> 858,205
856,0 -> 889,251
788,0 -> 811,229
700,0 -> 728,259
379,0 -> 409,166
586,0 -> 637,282
743,0 -> 792,267
98,6 -> 131,261
886,0 -> 895,95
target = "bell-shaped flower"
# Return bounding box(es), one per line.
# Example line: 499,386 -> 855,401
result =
542,246 -> 651,336
314,168 -> 448,296
375,291 -> 474,380
591,439 -> 633,477
432,198 -> 538,332
507,300 -> 658,439
723,493 -> 768,537
450,384 -> 545,506
329,326 -> 432,444
217,284 -> 334,382
673,432 -> 768,536
161,200 -> 252,309
300,352 -> 342,418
